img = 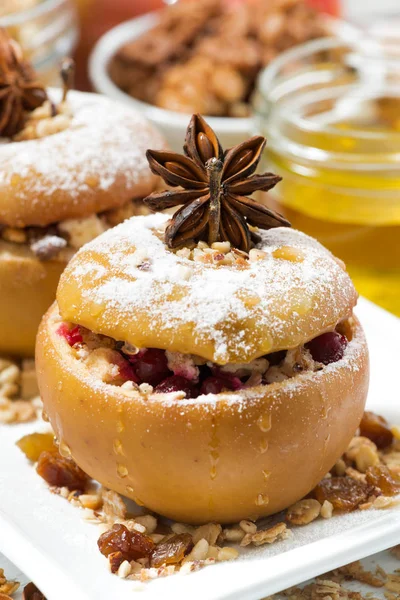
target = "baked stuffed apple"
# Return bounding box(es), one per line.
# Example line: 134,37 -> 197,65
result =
36,115 -> 369,524
0,30 -> 164,357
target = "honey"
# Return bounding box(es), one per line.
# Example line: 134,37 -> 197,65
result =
257,38 -> 400,315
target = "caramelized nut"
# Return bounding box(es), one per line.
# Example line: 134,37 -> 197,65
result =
286,499 -> 321,525
272,246 -> 305,263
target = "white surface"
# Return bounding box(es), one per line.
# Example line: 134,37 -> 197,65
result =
88,13 -> 362,151
0,297 -> 399,600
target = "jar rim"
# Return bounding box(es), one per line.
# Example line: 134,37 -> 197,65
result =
256,37 -> 400,169
0,0 -> 67,27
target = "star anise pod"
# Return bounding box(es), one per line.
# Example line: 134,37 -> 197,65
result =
144,114 -> 290,251
0,28 -> 47,137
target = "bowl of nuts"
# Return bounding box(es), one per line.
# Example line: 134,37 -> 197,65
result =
89,0 -> 361,150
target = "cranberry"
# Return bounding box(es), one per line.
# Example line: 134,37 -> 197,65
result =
132,348 -> 171,386
118,359 -> 140,384
155,376 -> 198,398
210,368 -> 243,391
57,323 -> 83,346
200,376 -> 227,395
306,331 -> 348,365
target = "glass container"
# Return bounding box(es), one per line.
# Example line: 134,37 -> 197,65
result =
0,0 -> 79,86
255,37 -> 400,316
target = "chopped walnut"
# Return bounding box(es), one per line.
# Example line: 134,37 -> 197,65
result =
0,357 -> 40,424
111,0 -> 328,117
338,560 -> 385,587
192,523 -> 222,545
102,489 -> 127,521
1,227 -> 27,244
0,569 -> 19,596
240,522 -> 290,547
58,215 -> 107,250
14,100 -> 72,141
286,499 -> 321,525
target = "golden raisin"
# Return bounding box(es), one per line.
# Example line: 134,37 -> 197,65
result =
366,465 -> 400,496
98,524 -> 155,566
23,582 -> 46,600
150,533 -> 193,567
36,450 -> 89,490
359,411 -> 394,449
314,476 -> 374,511
17,432 -> 55,462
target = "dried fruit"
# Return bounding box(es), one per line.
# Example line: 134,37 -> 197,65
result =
16,432 -> 55,462
314,476 -> 374,512
150,533 -> 193,567
57,323 -> 83,347
305,331 -> 347,365
366,465 -> 400,496
36,450 -> 89,490
23,582 -> 46,600
131,348 -> 171,386
154,375 -> 198,397
359,411 -> 394,449
97,523 -> 155,564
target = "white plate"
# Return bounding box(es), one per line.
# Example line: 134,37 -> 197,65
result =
0,297 -> 399,600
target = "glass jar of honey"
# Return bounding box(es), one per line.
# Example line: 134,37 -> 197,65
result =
255,38 -> 400,316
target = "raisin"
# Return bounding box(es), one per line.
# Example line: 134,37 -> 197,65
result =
314,476 -> 374,511
359,411 -> 394,449
97,524 -> 155,564
17,432 -> 55,462
150,533 -> 193,568
23,582 -> 46,600
36,450 -> 89,490
366,465 -> 400,496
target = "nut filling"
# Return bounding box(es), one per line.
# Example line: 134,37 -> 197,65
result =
56,320 -> 350,397
0,201 -> 150,261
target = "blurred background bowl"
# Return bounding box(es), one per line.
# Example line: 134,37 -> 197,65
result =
89,11 -> 362,150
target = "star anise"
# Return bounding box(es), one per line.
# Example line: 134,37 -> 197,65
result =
143,114 -> 290,251
0,28 -> 47,137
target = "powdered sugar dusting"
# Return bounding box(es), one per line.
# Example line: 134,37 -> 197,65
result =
58,213 -> 358,365
0,89 -> 164,225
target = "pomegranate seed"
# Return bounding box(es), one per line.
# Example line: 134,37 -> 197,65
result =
155,376 -> 198,398
306,331 -> 347,365
132,348 -> 171,386
57,323 -> 83,346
